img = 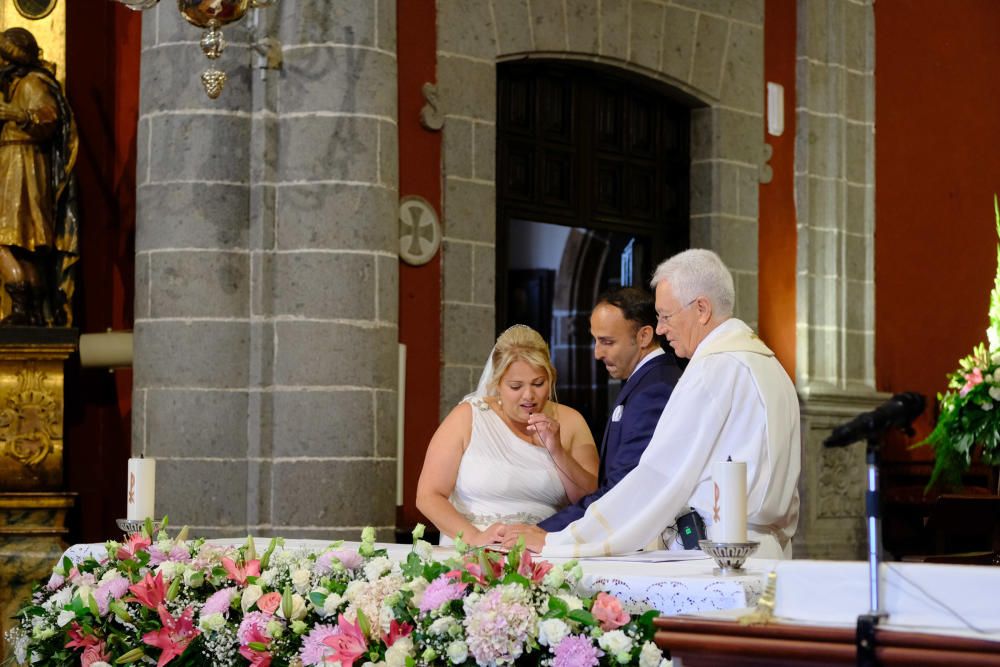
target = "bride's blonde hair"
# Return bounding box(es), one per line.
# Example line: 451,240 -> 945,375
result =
487,324 -> 557,400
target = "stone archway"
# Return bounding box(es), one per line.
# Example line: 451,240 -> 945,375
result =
436,0 -> 766,415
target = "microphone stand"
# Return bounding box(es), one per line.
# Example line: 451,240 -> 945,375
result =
856,434 -> 886,667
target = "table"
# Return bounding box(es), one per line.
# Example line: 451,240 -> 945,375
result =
58,539 -> 769,615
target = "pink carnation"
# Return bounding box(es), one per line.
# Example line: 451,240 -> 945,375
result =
315,549 -> 363,574
418,574 -> 467,613
201,587 -> 238,617
553,635 -> 604,667
237,611 -> 273,645
299,623 -> 340,666
95,577 -> 130,615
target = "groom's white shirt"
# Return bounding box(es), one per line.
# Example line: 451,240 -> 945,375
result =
542,318 -> 801,559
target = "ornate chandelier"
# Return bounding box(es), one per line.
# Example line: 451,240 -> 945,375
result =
113,0 -> 279,99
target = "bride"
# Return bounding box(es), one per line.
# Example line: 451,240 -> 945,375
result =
416,325 -> 598,546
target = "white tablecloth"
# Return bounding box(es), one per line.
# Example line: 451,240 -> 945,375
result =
58,539 -> 768,616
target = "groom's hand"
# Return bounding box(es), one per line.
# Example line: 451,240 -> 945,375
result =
502,523 -> 547,552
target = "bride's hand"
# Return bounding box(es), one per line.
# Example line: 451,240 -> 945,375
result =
468,523 -> 506,546
527,412 -> 561,452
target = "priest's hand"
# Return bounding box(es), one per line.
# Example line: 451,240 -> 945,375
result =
502,523 -> 547,553
468,522 -> 507,546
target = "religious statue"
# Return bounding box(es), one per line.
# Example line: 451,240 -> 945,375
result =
0,26 -> 78,327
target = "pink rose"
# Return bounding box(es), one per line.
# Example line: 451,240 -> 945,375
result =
257,591 -> 282,614
591,592 -> 629,631
81,641 -> 110,666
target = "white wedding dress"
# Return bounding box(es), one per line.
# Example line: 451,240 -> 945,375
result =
443,397 -> 568,542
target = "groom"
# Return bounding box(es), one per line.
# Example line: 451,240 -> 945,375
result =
514,287 -> 682,543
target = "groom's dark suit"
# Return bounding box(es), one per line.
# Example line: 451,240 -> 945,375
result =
538,351 -> 681,532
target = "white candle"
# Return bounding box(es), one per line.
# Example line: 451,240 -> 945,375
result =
712,459 -> 747,542
126,458 -> 156,521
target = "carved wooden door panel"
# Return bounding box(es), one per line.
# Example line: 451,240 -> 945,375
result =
497,61 -> 690,435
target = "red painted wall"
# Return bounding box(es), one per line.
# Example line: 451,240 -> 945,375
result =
63,3 -> 139,542
759,0 -> 797,379
397,0 -> 442,531
874,0 -> 1000,464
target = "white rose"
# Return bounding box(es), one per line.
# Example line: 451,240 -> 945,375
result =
90,663 -> 112,667
99,570 -> 122,584
446,640 -> 469,664
241,584 -> 263,612
406,577 -> 428,608
414,540 -> 433,561
364,557 -> 393,582
428,617 -> 456,635
199,612 -> 226,632
639,641 -> 666,667
385,636 -> 414,667
76,585 -> 94,607
183,567 -> 204,588
989,385 -> 1000,401
537,618 -> 570,647
291,569 -> 311,595
259,569 -> 277,587
555,593 -> 583,611
277,593 -> 307,621
598,630 -> 633,660
55,610 -> 76,628
156,561 -> 179,581
321,592 -> 344,617
542,566 -> 565,589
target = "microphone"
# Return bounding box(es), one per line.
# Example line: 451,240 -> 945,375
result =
823,392 -> 926,447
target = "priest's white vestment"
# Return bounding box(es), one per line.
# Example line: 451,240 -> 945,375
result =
542,318 -> 801,559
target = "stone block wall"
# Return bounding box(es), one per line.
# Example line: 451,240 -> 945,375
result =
134,0 -> 399,539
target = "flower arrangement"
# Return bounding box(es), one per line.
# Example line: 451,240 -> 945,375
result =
8,521 -> 669,667
922,196 -> 1000,488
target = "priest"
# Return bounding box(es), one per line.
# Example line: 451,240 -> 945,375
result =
505,249 -> 801,559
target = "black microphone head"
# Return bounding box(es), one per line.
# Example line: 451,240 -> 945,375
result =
890,392 -> 925,418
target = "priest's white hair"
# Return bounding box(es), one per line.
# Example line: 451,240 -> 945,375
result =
650,248 -> 735,318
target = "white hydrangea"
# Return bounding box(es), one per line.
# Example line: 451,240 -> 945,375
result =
45,588 -> 72,611
259,569 -> 277,587
536,618 -> 570,647
446,640 -> 469,664
156,561 -> 179,581
598,629 -> 633,661
55,610 -> 75,628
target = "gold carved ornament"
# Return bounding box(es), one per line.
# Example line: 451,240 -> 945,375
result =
0,366 -> 61,471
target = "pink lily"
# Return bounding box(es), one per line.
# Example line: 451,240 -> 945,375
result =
238,623 -> 273,667
960,367 -> 985,397
127,571 -> 167,610
221,556 -> 261,586
517,549 -> 554,583
381,619 -> 413,647
116,532 -> 152,560
322,614 -> 368,667
65,622 -> 100,650
141,605 -> 200,667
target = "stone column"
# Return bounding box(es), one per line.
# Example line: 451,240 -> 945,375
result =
794,0 -> 883,559
134,0 -> 398,539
